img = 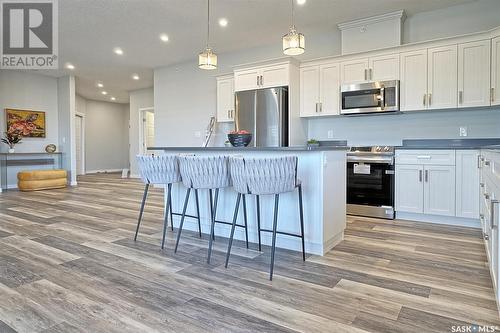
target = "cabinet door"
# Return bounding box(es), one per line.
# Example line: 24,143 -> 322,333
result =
340,58 -> 369,84
216,77 -> 235,122
319,63 -> 340,115
369,54 -> 399,81
234,69 -> 260,92
300,66 -> 320,117
492,36 -> 500,106
400,49 -> 428,111
428,45 -> 458,110
456,150 -> 480,218
395,164 -> 424,213
423,165 -> 456,216
458,40 -> 491,108
261,64 -> 289,89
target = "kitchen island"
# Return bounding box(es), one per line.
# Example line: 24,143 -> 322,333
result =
149,146 -> 347,255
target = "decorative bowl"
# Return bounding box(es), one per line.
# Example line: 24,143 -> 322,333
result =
227,133 -> 252,147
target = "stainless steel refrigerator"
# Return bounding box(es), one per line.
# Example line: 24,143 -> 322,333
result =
235,87 -> 288,147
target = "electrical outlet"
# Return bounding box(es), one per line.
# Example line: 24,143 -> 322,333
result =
327,130 -> 334,139
459,126 -> 468,137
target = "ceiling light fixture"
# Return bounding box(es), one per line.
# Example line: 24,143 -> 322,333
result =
198,0 -> 217,70
132,74 -> 140,80
113,47 -> 124,55
65,63 -> 75,70
159,33 -> 169,42
297,0 -> 306,5
282,0 -> 305,56
97,83 -> 104,88
218,18 -> 228,27
110,97 -> 116,101
101,91 -> 108,95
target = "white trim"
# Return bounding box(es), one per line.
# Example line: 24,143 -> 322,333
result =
337,10 -> 406,30
138,107 -> 154,155
75,112 -> 86,175
85,169 -> 124,174
396,212 -> 481,228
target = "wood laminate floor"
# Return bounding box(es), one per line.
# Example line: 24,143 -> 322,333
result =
0,173 -> 498,332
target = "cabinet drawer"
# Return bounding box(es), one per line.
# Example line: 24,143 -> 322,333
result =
395,150 -> 455,165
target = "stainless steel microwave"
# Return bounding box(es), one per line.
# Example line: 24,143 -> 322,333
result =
340,80 -> 399,115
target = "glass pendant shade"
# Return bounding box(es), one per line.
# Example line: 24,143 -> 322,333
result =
199,47 -> 217,70
283,26 -> 305,55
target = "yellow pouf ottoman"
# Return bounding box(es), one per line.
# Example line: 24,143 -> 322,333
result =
17,169 -> 68,191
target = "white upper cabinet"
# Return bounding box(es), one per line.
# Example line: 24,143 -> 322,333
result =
492,36 -> 500,106
395,164 -> 424,214
340,58 -> 369,84
299,66 -> 320,117
319,63 -> 341,116
369,53 -> 400,81
216,76 -> 235,122
234,63 -> 290,92
458,40 -> 491,108
423,165 -> 456,216
400,49 -> 428,111
456,150 -> 480,218
427,45 -> 458,110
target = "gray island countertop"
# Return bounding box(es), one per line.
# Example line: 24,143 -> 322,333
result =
149,145 -> 348,152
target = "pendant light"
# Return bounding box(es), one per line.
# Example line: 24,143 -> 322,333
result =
282,0 -> 305,56
199,0 -> 217,70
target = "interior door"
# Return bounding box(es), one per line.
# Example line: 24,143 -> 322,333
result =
428,45 -> 458,110
75,115 -> 84,175
423,165 -> 456,216
142,110 -> 155,154
395,164 -> 424,213
319,63 -> 340,115
299,66 -> 319,117
400,49 -> 428,111
490,36 -> 500,106
458,40 -> 491,108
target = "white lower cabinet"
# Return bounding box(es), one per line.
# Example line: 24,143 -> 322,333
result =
395,164 -> 424,213
423,165 -> 455,216
456,150 -> 480,218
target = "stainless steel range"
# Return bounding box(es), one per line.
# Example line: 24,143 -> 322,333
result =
347,146 -> 395,219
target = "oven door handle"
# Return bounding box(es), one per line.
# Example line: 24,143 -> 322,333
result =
379,86 -> 385,110
347,156 -> 394,164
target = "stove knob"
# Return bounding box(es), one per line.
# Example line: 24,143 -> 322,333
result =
375,146 -> 382,152
384,146 -> 390,152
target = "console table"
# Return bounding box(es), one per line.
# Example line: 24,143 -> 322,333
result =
0,152 -> 63,191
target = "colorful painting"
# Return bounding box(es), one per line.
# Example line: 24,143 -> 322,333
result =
6,109 -> 46,138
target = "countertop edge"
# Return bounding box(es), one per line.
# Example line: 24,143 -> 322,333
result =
148,146 -> 349,152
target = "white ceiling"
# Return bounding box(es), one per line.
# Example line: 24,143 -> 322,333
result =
48,0 -> 476,103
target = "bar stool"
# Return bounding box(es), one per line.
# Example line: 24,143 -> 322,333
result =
226,156 -> 305,280
175,155 -> 249,262
134,154 -> 202,249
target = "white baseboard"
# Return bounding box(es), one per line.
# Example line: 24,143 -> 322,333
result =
396,212 -> 481,228
129,174 -> 140,179
70,181 -> 78,186
85,169 -> 124,174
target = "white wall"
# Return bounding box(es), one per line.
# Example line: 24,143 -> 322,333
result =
57,76 -> 77,185
0,70 -> 59,153
77,96 -> 130,172
153,0 -> 500,148
129,88 -> 153,176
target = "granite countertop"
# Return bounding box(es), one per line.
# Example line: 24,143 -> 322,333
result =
397,139 -> 500,150
149,145 -> 349,152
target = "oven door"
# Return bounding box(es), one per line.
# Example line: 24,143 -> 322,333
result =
341,80 -> 399,115
347,159 -> 395,219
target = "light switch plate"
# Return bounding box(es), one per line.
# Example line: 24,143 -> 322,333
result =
327,130 -> 334,139
459,126 -> 468,137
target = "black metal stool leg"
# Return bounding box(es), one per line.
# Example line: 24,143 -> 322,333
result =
298,184 -> 306,261
256,195 -> 262,251
194,189 -> 202,238
134,183 -> 149,241
161,183 -> 172,249
174,188 -> 191,253
270,194 -> 280,281
212,188 -> 219,241
168,188 -> 174,231
225,193 -> 241,268
242,194 -> 249,249
207,189 -> 217,263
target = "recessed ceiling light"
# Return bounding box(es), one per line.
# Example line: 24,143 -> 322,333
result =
101,91 -> 108,95
132,74 -> 140,80
110,97 -> 116,101
218,18 -> 228,27
65,63 -> 75,70
113,47 -> 124,55
159,33 -> 169,42
297,0 -> 306,4
97,83 -> 104,88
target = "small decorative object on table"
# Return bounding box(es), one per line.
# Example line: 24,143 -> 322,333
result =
307,139 -> 320,149
45,144 -> 57,153
1,129 -> 22,153
227,130 -> 252,147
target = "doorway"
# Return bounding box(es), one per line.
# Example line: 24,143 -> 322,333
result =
140,108 -> 155,154
75,113 -> 85,175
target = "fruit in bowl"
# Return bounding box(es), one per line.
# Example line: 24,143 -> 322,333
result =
227,130 -> 252,147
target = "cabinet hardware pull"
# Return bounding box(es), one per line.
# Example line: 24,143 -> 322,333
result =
459,91 -> 463,105
256,76 -> 259,86
491,199 -> 499,229
484,234 -> 490,240
419,170 -> 423,182
480,182 -> 485,188
484,160 -> 491,166
477,155 -> 482,168
260,75 -> 263,86
492,88 -> 495,103
423,94 -> 426,106
364,69 -> 367,81
319,103 -> 323,112
315,103 -> 319,113
228,110 -> 230,118
424,170 -> 428,182
369,68 -> 373,80
417,155 -> 431,159
485,193 -> 490,200
428,93 -> 432,106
